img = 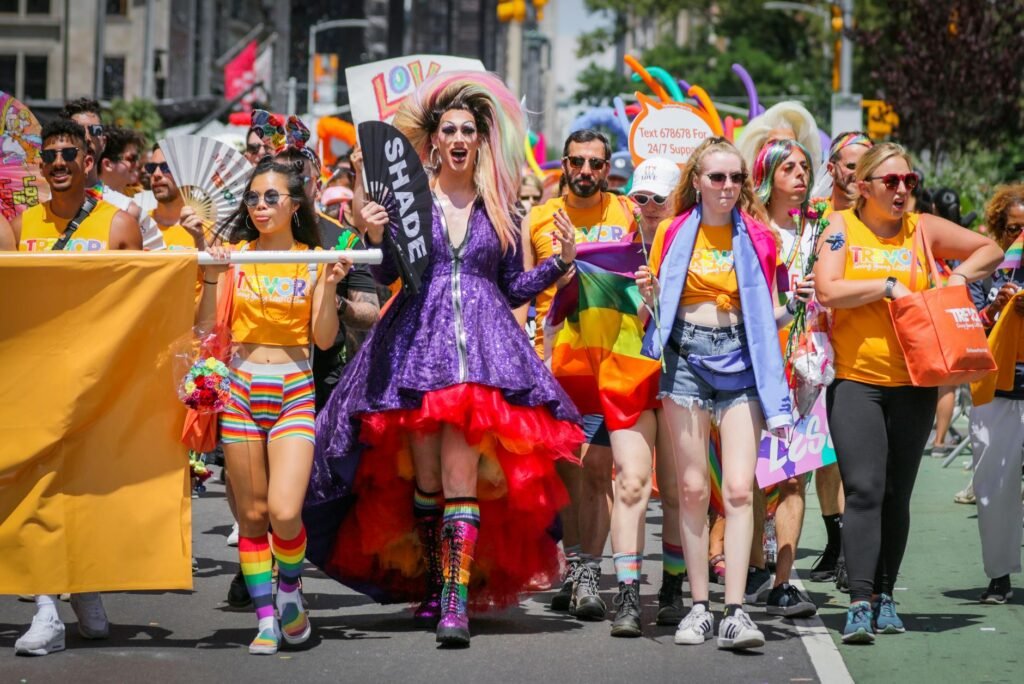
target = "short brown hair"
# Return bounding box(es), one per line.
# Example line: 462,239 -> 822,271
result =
984,183 -> 1024,248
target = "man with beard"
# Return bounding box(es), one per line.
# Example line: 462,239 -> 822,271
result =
146,144 -> 207,252
521,129 -> 637,622
58,98 -> 142,223
9,118 -> 140,656
826,131 -> 873,213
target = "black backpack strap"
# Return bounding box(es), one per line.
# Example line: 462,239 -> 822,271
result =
51,196 -> 99,251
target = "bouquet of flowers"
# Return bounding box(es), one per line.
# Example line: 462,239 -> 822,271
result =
178,355 -> 231,413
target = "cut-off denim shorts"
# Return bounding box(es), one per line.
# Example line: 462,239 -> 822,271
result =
658,318 -> 759,415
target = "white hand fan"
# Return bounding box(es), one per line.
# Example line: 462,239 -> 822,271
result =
160,135 -> 253,240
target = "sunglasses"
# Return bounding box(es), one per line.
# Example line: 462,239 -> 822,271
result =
868,173 -> 919,191
41,147 -> 80,164
243,189 -> 296,207
246,142 -> 272,155
705,172 -> 747,186
86,124 -> 104,138
565,156 -> 608,171
1005,223 -> 1024,237
631,193 -> 668,206
144,161 -> 171,175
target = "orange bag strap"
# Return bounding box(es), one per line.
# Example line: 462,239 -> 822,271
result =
907,214 -> 942,292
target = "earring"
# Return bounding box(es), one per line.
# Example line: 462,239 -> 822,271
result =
429,146 -> 441,170
696,190 -> 702,204
245,215 -> 256,231
292,212 -> 299,228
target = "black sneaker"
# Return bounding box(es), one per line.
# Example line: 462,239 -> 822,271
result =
835,557 -> 850,594
227,569 -> 252,608
656,571 -> 685,625
610,582 -> 642,637
980,575 -> 1013,605
743,566 -> 773,605
766,582 -> 817,618
571,562 -> 607,621
809,548 -> 840,582
551,558 -> 580,611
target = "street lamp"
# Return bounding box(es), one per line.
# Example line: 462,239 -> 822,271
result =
307,19 -> 370,115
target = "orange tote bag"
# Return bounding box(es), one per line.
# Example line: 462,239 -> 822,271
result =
888,218 -> 997,387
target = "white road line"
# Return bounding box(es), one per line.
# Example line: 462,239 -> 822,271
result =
790,573 -> 855,684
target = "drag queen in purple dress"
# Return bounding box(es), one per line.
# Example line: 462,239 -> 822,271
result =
304,71 -> 584,647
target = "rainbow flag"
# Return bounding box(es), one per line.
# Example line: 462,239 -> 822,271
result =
546,239 -> 659,431
999,235 -> 1023,269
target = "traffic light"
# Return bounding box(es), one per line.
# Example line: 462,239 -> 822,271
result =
831,5 -> 842,92
497,0 -> 527,22
532,0 -> 548,21
862,100 -> 900,140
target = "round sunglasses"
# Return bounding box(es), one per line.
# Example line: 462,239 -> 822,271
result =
867,173 -> 919,191
631,193 -> 668,206
243,189 -> 298,207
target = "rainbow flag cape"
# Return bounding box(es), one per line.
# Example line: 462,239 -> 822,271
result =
546,239 -> 659,431
999,235 -> 1023,269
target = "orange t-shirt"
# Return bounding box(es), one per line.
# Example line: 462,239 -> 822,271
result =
528,193 -> 637,357
831,210 -> 929,386
679,224 -> 741,311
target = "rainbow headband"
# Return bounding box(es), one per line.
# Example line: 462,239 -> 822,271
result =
828,132 -> 872,161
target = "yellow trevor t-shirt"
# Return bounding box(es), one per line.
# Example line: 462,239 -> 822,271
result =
680,224 -> 740,311
528,193 -> 637,356
831,209 -> 929,386
18,199 -> 120,252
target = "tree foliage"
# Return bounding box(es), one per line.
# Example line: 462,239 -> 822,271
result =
102,98 -> 163,148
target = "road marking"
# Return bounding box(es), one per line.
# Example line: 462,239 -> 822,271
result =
791,573 -> 855,684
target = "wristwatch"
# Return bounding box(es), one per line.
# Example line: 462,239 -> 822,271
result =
884,276 -> 898,300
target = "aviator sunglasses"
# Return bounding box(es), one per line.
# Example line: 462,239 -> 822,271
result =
243,189 -> 297,207
867,173 -> 919,191
565,156 -> 608,171
631,193 -> 668,206
40,147 -> 80,164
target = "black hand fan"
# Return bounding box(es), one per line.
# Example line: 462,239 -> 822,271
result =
358,121 -> 433,295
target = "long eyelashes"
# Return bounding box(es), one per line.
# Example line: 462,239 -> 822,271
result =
441,126 -> 477,137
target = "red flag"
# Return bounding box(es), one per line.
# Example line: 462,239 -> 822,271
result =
224,41 -> 257,108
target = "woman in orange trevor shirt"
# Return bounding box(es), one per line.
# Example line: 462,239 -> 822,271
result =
199,160 -> 350,655
814,143 -> 1002,644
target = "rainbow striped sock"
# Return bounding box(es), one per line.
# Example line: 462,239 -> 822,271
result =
613,552 -> 642,585
414,486 -> 443,519
239,536 -> 274,621
271,527 -> 306,595
662,541 -> 687,577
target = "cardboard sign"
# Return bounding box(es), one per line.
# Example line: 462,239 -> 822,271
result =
628,92 -> 714,168
346,55 -> 486,126
755,395 -> 837,488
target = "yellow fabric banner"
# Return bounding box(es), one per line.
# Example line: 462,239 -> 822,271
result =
0,252 -> 197,594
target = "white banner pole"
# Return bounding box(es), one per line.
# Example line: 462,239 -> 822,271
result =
0,249 -> 383,266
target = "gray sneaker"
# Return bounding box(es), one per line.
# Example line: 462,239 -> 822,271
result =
673,604 -> 714,645
571,562 -> 606,621
717,608 -> 765,650
70,592 -> 109,639
14,612 -> 65,656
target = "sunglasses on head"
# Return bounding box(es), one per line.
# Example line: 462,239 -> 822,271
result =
631,193 -> 668,206
565,156 -> 608,171
144,161 -> 171,175
705,172 -> 747,186
243,189 -> 295,207
867,173 -> 919,191
86,124 -> 104,138
41,147 -> 80,164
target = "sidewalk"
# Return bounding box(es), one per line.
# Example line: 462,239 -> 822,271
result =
797,452 -> 1023,684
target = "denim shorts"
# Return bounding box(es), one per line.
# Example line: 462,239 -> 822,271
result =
658,319 -> 759,414
581,413 -> 611,447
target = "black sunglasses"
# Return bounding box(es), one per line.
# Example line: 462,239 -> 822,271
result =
565,155 -> 608,171
86,124 -> 104,138
41,147 -> 80,164
705,172 -> 747,185
1005,223 -> 1024,237
867,173 -> 919,191
631,193 -> 668,206
144,161 -> 171,175
243,189 -> 296,207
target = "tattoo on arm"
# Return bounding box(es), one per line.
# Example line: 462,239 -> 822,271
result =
339,290 -> 380,330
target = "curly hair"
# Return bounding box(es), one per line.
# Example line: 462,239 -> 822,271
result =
674,137 -> 768,224
984,183 -> 1024,248
391,71 -> 525,253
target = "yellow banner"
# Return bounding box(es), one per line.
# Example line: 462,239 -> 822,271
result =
0,252 -> 197,594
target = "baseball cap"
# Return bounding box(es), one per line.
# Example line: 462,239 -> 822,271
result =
630,157 -> 681,197
608,151 -> 634,180
321,186 -> 354,206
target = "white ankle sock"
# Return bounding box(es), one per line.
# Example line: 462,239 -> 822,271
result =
35,595 -> 59,620
258,615 -> 276,634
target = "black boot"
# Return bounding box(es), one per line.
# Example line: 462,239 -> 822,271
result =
413,515 -> 443,627
610,582 -> 642,637
656,571 -> 685,625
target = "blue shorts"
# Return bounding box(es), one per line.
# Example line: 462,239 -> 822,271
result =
658,319 -> 759,415
581,413 -> 611,447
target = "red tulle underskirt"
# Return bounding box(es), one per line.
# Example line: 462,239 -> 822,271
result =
322,383 -> 583,610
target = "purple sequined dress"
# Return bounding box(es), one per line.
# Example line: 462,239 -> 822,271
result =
303,199 -> 583,607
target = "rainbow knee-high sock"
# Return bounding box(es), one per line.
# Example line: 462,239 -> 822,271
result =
662,541 -> 687,577
271,527 -> 307,595
239,536 -> 275,623
613,552 -> 642,585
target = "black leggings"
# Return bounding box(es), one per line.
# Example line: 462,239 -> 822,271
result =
826,379 -> 937,603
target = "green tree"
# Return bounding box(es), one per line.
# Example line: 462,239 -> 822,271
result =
103,98 -> 163,147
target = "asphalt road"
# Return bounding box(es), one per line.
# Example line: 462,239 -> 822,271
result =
0,475 -> 822,684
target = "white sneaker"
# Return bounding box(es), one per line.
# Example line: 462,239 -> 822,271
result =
14,613 -> 65,656
717,608 -> 765,650
674,603 -> 714,645
226,522 -> 239,547
70,593 -> 109,639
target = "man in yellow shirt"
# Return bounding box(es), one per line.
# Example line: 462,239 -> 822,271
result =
147,144 -> 207,251
521,130 -> 637,621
